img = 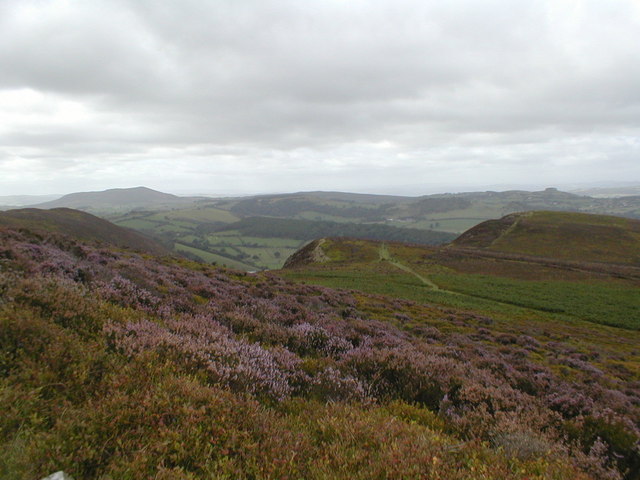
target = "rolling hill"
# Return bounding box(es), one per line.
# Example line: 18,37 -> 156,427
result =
453,211 -> 640,265
12,185 -> 640,270
104,188 -> 640,270
0,208 -> 170,256
31,186 -> 202,213
212,188 -> 640,232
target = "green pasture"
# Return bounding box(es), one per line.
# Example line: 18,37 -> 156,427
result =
113,218 -> 160,230
295,211 -> 354,223
174,243 -> 256,270
155,207 -> 239,223
206,234 -> 302,249
431,273 -> 640,330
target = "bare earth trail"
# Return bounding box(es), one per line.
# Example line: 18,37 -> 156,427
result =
488,213 -> 527,248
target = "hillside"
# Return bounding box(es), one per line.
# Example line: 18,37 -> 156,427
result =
1,212 -> 637,478
32,186 -> 201,212
453,211 -> 640,265
276,231 -> 640,479
0,208 -> 169,256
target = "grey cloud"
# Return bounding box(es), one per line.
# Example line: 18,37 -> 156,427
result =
0,0 -> 639,195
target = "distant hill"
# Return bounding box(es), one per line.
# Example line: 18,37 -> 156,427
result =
0,208 -> 170,255
214,187 -> 640,233
0,194 -> 62,209
18,186 -> 640,271
453,211 -> 640,265
215,217 -> 456,245
571,185 -> 640,198
31,186 -> 201,212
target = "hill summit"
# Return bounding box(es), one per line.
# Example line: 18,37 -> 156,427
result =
32,186 -> 195,211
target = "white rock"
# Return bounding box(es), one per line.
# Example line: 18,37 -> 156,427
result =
41,472 -> 74,480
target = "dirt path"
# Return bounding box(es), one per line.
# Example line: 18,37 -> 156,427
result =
488,212 -> 531,248
378,243 -> 441,290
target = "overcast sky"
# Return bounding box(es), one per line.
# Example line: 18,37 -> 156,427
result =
1,0 -> 639,196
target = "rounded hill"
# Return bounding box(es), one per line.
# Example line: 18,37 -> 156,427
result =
0,208 -> 169,255
452,211 -> 640,265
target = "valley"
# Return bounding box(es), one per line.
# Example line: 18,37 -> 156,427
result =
11,186 -> 639,271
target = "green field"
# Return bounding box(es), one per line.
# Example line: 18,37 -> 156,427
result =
432,273 -> 640,329
174,243 -> 258,270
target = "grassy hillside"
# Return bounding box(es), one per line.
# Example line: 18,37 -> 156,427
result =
280,212 -> 640,330
281,236 -> 640,328
454,211 -> 640,265
2,214 -> 638,478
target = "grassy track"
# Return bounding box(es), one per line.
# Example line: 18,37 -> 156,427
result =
379,243 -> 441,290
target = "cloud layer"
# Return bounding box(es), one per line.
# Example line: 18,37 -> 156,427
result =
1,0 -> 639,195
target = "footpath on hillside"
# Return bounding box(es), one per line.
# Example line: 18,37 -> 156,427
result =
377,243 -> 582,316
378,243 -> 442,291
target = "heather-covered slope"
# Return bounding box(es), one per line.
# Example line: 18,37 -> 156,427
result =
0,208 -> 169,256
3,226 -> 635,478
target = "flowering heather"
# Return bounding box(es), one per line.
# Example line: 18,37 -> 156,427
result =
0,225 -> 638,479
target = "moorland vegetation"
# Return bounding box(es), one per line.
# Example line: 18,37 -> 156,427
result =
1,209 -> 639,479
